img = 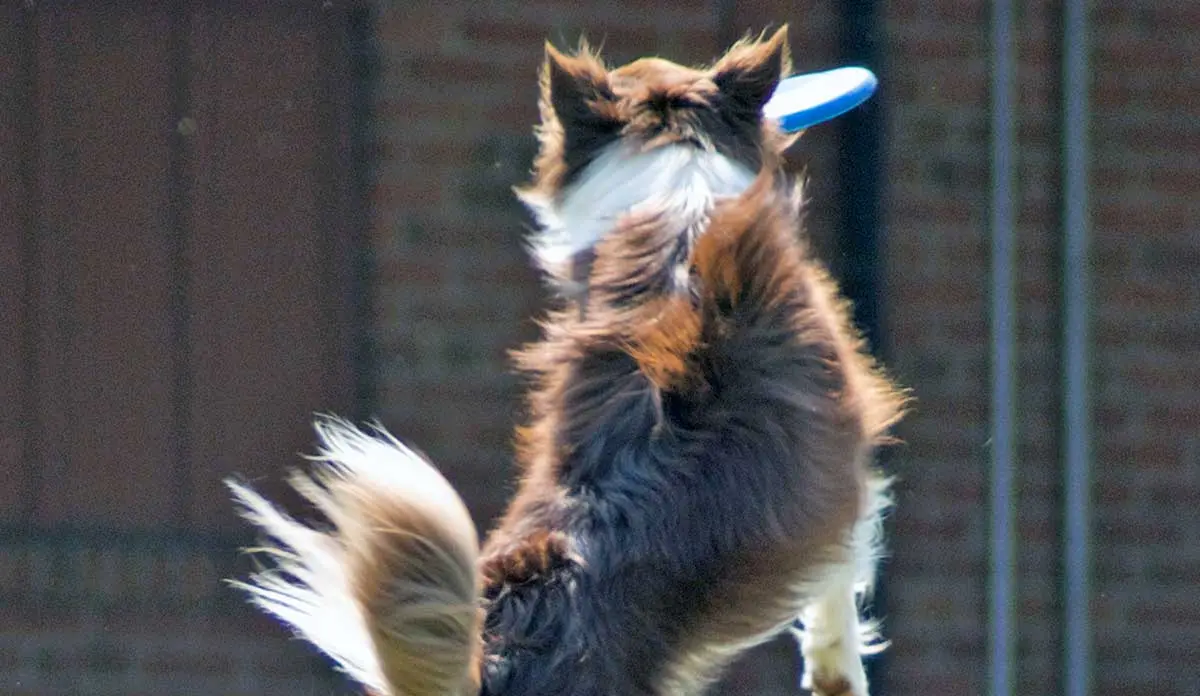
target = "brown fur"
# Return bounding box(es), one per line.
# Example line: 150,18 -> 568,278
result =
230,25 -> 906,696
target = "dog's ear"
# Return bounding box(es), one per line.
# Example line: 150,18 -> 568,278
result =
540,42 -> 618,145
711,25 -> 791,120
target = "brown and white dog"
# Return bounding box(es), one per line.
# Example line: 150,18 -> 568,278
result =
228,26 -> 905,696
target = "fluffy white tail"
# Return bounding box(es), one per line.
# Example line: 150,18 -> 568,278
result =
228,417 -> 482,696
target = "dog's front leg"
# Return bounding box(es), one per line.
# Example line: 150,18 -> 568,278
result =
797,564 -> 869,696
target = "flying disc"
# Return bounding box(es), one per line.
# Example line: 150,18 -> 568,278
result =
763,66 -> 878,132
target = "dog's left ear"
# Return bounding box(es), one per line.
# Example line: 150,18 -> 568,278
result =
711,25 -> 792,120
539,42 -> 617,143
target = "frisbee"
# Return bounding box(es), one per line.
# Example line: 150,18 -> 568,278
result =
763,66 -> 878,132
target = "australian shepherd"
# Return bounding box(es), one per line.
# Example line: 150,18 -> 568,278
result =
228,26 -> 905,696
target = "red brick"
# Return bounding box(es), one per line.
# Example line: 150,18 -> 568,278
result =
140,649 -> 236,678
372,179 -> 445,209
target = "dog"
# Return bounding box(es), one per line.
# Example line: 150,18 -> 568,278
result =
228,26 -> 905,696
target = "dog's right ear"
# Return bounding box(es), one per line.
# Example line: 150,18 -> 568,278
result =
539,42 -> 618,148
711,26 -> 791,122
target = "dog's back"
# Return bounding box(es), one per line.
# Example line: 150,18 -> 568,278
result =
229,26 -> 904,696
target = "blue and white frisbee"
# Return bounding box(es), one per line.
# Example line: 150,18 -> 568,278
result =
763,66 -> 878,132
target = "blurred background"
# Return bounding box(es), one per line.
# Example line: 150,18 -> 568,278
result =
1,1 -> 1196,695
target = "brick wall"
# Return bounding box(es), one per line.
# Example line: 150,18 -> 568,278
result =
881,0 -> 992,691
0,536 -> 351,695
1089,3 -> 1200,693
882,1 -> 1200,695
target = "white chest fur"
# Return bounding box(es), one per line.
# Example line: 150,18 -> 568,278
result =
521,143 -> 757,269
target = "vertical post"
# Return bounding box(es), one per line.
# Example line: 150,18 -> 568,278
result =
988,0 -> 1018,695
1061,0 -> 1093,693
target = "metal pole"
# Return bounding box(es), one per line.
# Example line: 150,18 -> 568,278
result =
1062,0 -> 1093,693
988,0 -> 1018,694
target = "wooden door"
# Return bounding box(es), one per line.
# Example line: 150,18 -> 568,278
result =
0,2 -> 372,692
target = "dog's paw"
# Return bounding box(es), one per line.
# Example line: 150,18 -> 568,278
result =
803,668 -> 863,696
806,673 -> 854,696
481,529 -> 573,592
800,636 -> 868,696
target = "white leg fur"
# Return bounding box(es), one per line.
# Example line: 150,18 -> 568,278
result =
796,478 -> 891,696
798,565 -> 869,696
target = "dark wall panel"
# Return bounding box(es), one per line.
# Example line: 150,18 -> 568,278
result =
185,5 -> 350,532
0,7 -> 33,523
2,2 -> 365,536
32,6 -> 178,528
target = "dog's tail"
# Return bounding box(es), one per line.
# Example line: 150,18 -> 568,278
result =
227,417 -> 482,696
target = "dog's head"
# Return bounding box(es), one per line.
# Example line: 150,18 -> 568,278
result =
518,27 -> 797,292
